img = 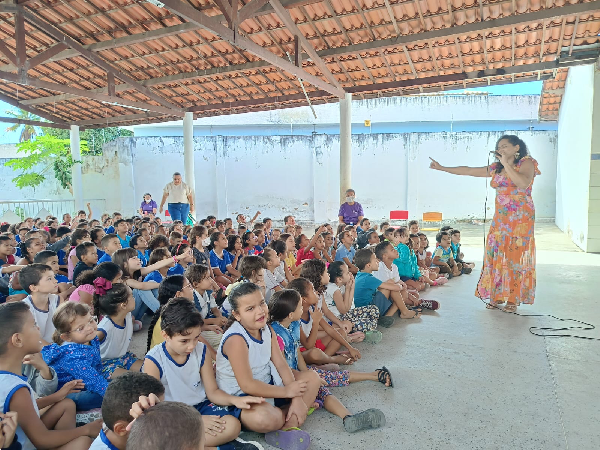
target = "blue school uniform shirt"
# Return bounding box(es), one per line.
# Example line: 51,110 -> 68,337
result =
41,337 -> 108,396
335,245 -> 356,263
55,274 -> 69,284
105,226 -> 115,234
354,272 -> 383,308
144,270 -> 164,284
451,242 -> 461,260
393,243 -> 421,279
98,252 -> 112,264
137,250 -> 148,267
254,245 -> 264,255
117,234 -> 131,249
433,246 -> 453,264
96,248 -> 105,261
0,371 -> 37,450
57,248 -> 66,265
209,250 -> 233,274
167,264 -> 185,276
271,320 -> 301,370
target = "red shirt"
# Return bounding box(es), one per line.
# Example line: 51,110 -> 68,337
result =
296,247 -> 315,266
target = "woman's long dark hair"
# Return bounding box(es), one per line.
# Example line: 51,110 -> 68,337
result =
492,135 -> 530,174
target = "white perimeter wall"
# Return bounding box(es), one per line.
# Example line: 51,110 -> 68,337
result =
0,131 -> 557,223
108,130 -> 556,222
555,65 -> 594,250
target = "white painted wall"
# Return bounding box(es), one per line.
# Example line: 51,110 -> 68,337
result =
104,131 -> 556,222
555,65 -> 594,250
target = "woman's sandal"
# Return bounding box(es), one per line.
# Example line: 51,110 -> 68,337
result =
343,408 -> 386,433
503,304 -> 517,312
364,330 -> 383,344
399,310 -> 421,319
376,366 -> 393,387
265,428 -> 311,450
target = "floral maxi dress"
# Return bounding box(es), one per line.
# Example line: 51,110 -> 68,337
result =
475,156 -> 541,305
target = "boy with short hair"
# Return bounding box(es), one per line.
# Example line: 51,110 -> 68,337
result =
408,220 -> 420,235
373,242 -> 439,311
0,302 -> 101,450
91,227 -> 106,260
354,248 -> 420,326
432,231 -> 461,278
114,220 -> 131,249
19,263 -> 61,345
335,230 -> 358,274
33,250 -> 75,301
126,401 -> 205,450
450,230 -> 474,274
169,232 -> 183,249
382,228 -> 395,242
72,242 -> 98,283
98,233 -> 122,264
89,372 -> 165,450
364,231 -> 381,250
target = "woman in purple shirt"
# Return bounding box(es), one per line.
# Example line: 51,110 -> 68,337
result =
338,188 -> 364,225
139,193 -> 158,215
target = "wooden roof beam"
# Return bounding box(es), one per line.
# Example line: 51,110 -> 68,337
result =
0,91 -> 67,123
158,0 -> 345,97
0,70 -> 184,117
268,0 -> 343,92
0,116 -> 70,129
23,9 -> 183,112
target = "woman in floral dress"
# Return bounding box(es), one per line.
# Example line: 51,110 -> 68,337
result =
429,135 -> 540,312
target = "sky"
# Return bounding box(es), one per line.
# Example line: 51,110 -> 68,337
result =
0,80 -> 544,147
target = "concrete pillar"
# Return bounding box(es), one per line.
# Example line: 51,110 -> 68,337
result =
215,136 -> 229,218
183,112 -> 195,218
339,93 -> 352,203
70,125 -> 84,211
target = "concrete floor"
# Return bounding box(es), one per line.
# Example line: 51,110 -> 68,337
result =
130,223 -> 600,450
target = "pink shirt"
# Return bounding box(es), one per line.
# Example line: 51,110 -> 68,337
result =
69,284 -> 95,304
67,247 -> 77,281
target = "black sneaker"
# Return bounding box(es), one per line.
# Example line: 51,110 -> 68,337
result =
343,408 -> 386,433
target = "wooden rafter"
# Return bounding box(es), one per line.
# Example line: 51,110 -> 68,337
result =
569,15 -> 580,56
556,17 -> 567,57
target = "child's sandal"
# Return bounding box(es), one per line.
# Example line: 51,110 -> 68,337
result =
265,428 -> 311,450
376,366 -> 393,387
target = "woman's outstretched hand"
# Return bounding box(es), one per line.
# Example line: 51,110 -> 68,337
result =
429,157 -> 443,171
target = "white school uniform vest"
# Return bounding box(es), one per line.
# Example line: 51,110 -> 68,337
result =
23,294 -> 60,343
0,371 -> 40,450
145,341 -> 207,406
98,313 -> 133,360
216,321 -> 273,396
89,429 -> 118,450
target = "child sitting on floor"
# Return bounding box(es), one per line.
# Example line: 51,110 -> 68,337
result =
185,264 -> 227,350
450,229 -> 474,274
432,231 -> 462,278
98,233 -> 122,264
20,263 -> 62,346
144,298 -> 264,450
326,261 -> 382,341
209,232 -> 240,286
288,277 -> 360,366
215,282 -> 320,450
72,242 -> 98,284
0,302 -> 102,450
335,230 -> 358,274
94,281 -> 143,380
33,250 -> 75,300
354,247 -> 420,324
268,289 -> 389,433
391,227 -> 426,291
41,303 -> 108,411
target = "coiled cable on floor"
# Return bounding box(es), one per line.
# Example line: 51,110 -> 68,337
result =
478,151 -> 599,340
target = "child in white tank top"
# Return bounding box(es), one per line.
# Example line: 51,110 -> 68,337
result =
216,282 -> 322,450
94,280 -> 143,379
143,297 -> 264,450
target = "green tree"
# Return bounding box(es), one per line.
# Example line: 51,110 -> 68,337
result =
4,135 -> 89,193
42,126 -> 132,154
5,109 -> 41,142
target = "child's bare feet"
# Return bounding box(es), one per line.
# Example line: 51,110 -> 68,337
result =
331,355 -> 354,365
399,310 -> 421,319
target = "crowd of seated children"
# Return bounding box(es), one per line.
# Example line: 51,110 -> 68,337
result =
0,208 -> 478,450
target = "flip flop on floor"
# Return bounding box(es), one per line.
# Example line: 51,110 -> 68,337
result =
399,310 -> 421,319
364,330 -> 383,344
377,316 -> 395,328
343,409 -> 386,433
265,428 -> 310,450
376,366 -> 393,387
